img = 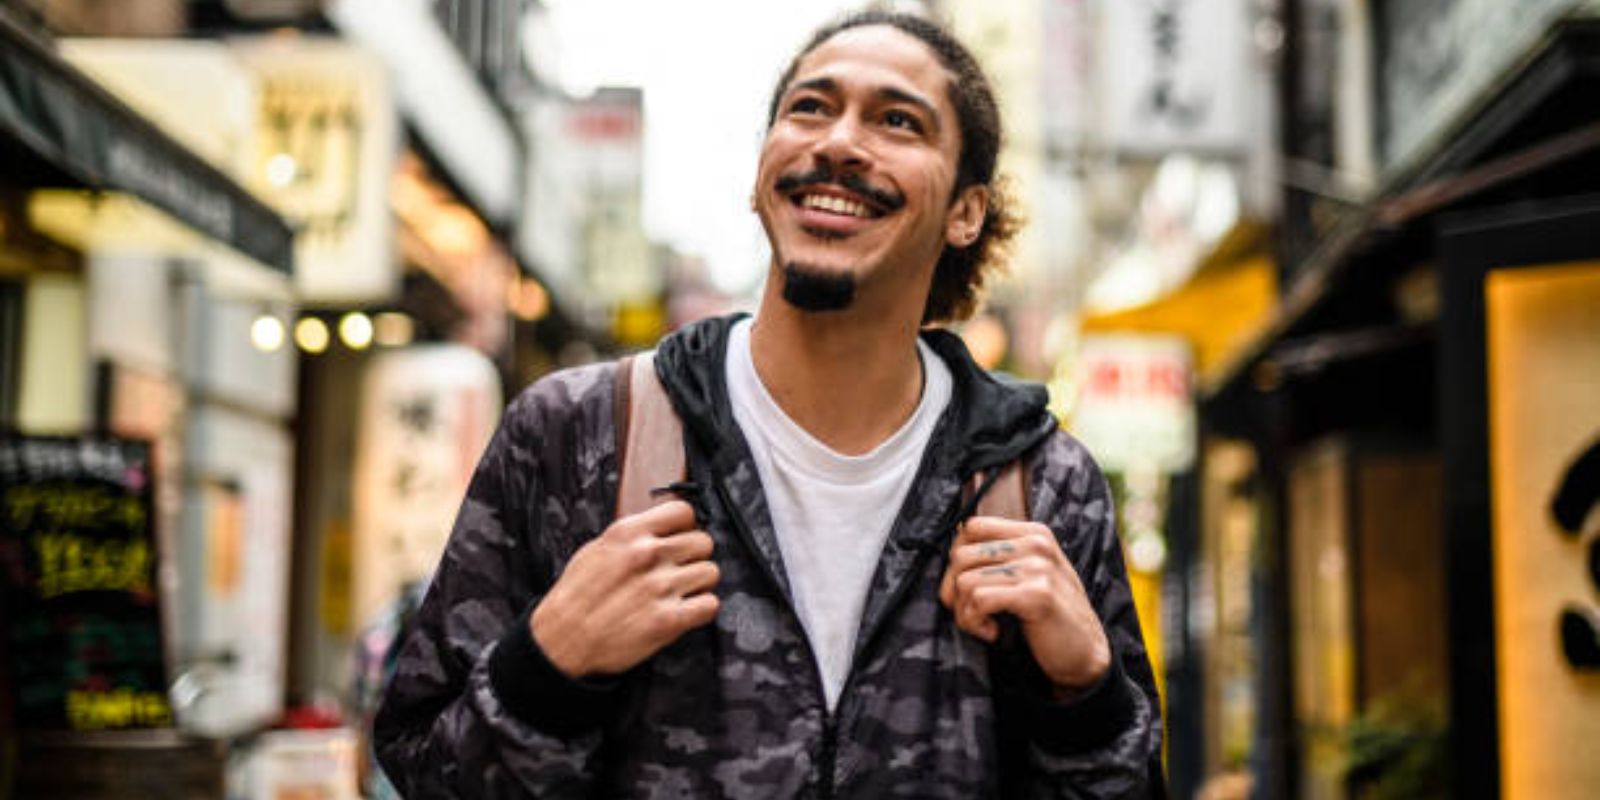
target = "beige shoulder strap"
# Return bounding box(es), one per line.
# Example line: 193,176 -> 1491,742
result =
615,351 -> 686,519
974,459 -> 1028,520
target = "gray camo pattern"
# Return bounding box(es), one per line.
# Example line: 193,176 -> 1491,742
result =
375,315 -> 1162,798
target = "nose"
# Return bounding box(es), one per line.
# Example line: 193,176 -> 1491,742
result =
813,114 -> 871,172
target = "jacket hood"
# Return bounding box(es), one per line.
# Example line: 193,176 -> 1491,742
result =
653,313 -> 1058,479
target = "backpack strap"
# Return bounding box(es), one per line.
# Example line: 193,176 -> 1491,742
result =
614,351 -> 686,519
973,458 -> 1029,521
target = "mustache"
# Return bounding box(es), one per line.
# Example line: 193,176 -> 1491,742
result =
774,168 -> 905,212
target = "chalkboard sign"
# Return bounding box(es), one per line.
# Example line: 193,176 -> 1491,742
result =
0,436 -> 172,731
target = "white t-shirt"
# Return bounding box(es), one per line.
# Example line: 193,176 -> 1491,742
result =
725,318 -> 952,710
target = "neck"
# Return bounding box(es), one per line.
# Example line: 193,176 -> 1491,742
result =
750,280 -> 927,455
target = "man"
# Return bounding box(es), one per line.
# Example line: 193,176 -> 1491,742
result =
375,11 -> 1163,798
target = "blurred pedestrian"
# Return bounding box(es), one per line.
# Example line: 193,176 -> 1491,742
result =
350,579 -> 427,800
374,10 -> 1163,797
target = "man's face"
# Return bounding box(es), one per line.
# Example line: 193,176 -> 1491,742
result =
754,25 -> 979,313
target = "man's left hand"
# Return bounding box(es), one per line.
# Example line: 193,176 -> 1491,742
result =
938,517 -> 1112,698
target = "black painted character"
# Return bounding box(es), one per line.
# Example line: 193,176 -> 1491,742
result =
1551,435 -> 1600,669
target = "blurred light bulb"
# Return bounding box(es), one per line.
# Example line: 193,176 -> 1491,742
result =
339,312 -> 374,350
960,314 -> 1008,370
373,312 -> 414,347
508,277 -> 549,322
295,317 -> 330,354
265,153 -> 297,188
1128,532 -> 1168,573
250,314 -> 285,352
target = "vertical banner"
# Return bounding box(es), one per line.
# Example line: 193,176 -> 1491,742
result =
0,437 -> 170,731
351,345 -> 501,630
1096,0 -> 1251,155
1487,260 -> 1600,798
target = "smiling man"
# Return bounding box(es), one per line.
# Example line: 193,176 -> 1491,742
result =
374,11 -> 1164,798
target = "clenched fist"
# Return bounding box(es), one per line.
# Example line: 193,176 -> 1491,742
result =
531,500 -> 720,678
938,516 -> 1111,697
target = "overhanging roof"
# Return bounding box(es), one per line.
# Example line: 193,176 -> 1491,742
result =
1202,17 -> 1600,408
0,13 -> 293,272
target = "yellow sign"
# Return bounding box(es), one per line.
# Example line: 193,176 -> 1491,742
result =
1487,260 -> 1600,799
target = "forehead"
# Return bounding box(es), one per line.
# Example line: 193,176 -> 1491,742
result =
788,25 -> 953,107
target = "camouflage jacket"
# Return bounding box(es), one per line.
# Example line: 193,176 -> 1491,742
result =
374,315 -> 1163,798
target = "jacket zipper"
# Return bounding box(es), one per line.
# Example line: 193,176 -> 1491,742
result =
810,482 -> 976,798
711,479 -> 838,796
818,714 -> 838,799
846,474 -> 980,672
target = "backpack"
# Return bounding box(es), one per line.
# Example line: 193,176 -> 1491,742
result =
612,351 -> 1028,521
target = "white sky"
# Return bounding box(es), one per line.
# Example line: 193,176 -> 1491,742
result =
540,0 -> 869,294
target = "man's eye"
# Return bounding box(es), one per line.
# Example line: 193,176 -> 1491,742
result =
883,110 -> 923,133
788,97 -> 826,115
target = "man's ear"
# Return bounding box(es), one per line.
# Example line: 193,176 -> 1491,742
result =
945,184 -> 989,248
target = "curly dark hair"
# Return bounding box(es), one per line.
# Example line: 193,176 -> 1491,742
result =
765,10 -> 1019,324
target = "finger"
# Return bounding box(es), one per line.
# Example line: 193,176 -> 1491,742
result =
614,499 -> 697,539
968,583 -> 1053,624
958,516 -> 1051,543
671,592 -> 720,631
954,561 -> 1030,596
943,520 -> 1008,605
954,594 -> 998,642
662,560 -> 720,598
949,560 -> 1031,640
948,538 -> 1025,576
656,530 -> 715,564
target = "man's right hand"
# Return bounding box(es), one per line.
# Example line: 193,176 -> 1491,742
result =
530,500 -> 720,679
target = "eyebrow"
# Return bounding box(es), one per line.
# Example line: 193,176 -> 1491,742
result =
785,77 -> 944,134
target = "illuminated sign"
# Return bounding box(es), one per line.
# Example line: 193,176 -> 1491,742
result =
1070,334 -> 1196,472
1487,259 -> 1600,796
0,437 -> 171,731
233,39 -> 398,305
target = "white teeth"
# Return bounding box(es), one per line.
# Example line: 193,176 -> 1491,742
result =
801,194 -> 870,218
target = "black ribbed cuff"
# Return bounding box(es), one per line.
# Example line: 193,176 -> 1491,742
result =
487,602 -> 623,738
1023,653 -> 1138,754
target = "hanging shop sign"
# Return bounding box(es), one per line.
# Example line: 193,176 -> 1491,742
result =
1042,0 -> 1093,146
1095,0 -> 1251,155
350,345 -> 501,630
0,436 -> 171,731
1486,259 -> 1600,796
568,90 -> 653,306
1070,334 -> 1196,473
0,16 -> 292,271
327,0 -> 518,225
233,39 -> 398,306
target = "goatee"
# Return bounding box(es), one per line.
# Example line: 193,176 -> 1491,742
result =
781,263 -> 856,312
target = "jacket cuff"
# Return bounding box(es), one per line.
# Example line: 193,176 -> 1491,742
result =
487,603 -> 623,737
1023,652 -> 1139,754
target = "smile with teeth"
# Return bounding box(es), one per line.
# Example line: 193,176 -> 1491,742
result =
796,193 -> 879,219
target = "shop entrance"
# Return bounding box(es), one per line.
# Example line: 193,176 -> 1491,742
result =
1439,195 -> 1600,800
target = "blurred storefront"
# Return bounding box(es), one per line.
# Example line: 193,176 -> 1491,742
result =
1199,2 -> 1600,798
519,85 -> 665,350
57,31 -> 398,748
3,2 -> 581,796
1078,219 -> 1278,799
0,7 -> 296,796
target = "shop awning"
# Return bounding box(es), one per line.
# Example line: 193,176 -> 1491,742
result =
0,14 -> 293,272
